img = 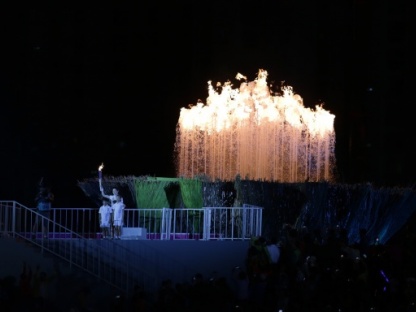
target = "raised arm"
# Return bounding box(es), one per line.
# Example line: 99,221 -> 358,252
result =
101,189 -> 111,201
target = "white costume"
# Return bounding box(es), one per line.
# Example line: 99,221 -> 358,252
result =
101,188 -> 124,239
98,203 -> 112,227
101,188 -> 124,207
112,201 -> 125,227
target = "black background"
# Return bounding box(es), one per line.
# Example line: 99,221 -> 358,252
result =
1,1 -> 413,207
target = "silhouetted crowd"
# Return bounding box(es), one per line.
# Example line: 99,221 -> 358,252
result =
1,223 -> 416,311
150,224 -> 416,312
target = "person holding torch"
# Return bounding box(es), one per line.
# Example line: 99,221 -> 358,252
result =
99,163 -> 124,238
100,188 -> 123,239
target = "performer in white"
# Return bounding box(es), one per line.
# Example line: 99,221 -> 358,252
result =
112,195 -> 125,239
101,187 -> 124,239
101,187 -> 123,205
98,199 -> 113,239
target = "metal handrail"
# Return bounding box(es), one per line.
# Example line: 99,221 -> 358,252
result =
41,206 -> 263,241
0,201 -> 191,297
1,200 -> 263,301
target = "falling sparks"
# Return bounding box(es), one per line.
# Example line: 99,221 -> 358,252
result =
175,69 -> 336,183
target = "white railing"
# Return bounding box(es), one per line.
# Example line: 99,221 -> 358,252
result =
49,206 -> 262,240
0,201 -> 191,297
0,200 -> 262,300
1,201 -> 262,241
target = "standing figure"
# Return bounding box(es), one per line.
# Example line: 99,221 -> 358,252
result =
112,195 -> 125,239
101,187 -> 123,205
100,188 -> 123,238
98,199 -> 113,239
32,180 -> 54,239
101,187 -> 123,239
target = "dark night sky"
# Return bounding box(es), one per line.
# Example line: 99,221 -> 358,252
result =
0,1 -> 413,207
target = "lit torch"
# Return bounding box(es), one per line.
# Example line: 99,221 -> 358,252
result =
98,162 -> 104,191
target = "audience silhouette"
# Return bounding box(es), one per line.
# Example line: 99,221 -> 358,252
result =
1,223 -> 416,312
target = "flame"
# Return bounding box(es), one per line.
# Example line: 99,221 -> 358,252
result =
235,73 -> 247,81
175,69 -> 336,183
98,163 -> 104,171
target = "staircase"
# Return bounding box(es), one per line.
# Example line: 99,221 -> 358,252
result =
0,200 -> 189,299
